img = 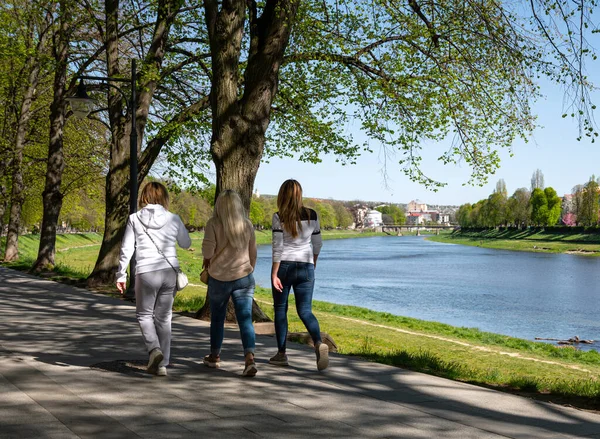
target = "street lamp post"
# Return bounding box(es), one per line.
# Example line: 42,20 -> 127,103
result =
67,59 -> 138,298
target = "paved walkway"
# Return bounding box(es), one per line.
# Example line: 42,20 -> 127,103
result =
1,266 -> 600,439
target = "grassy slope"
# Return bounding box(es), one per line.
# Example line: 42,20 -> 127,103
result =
428,229 -> 600,255
3,231 -> 600,408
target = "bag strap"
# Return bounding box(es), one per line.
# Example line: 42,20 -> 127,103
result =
206,243 -> 225,268
137,214 -> 178,274
204,226 -> 228,268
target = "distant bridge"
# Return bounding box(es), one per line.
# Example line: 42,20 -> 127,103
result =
380,224 -> 457,235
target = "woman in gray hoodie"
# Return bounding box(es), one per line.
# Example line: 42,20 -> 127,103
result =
116,182 -> 191,376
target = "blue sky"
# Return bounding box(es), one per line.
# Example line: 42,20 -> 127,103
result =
254,77 -> 600,206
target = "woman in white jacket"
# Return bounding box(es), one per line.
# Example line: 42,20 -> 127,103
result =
116,182 -> 191,376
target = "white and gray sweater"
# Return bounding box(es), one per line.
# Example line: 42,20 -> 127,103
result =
116,204 -> 191,283
272,208 -> 323,264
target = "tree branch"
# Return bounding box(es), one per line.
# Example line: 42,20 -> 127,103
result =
139,95 -> 211,179
407,0 -> 439,47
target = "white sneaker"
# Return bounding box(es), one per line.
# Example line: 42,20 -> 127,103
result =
316,343 -> 329,371
156,366 -> 167,376
147,348 -> 164,374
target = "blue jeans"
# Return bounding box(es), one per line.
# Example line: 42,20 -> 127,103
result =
272,262 -> 321,352
208,273 -> 256,356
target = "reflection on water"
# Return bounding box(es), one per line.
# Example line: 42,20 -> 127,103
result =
254,236 -> 600,349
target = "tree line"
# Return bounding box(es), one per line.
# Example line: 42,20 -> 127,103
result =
457,170 -> 600,228
170,184 -> 356,231
0,0 -> 597,291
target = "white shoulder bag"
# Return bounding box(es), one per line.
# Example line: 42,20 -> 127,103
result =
138,215 -> 188,291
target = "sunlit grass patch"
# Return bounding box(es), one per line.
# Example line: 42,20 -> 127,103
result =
173,285 -> 207,312
429,230 -> 600,256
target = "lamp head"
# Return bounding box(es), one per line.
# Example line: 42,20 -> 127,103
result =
66,80 -> 94,118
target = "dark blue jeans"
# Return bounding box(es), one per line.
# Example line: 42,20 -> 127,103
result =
208,273 -> 256,356
272,262 -> 321,352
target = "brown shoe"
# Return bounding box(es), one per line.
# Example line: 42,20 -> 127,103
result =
243,362 -> 258,377
203,354 -> 221,368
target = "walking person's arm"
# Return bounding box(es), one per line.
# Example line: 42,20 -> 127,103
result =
249,225 -> 257,269
272,213 -> 284,292
116,217 -> 135,294
311,213 -> 323,269
176,215 -> 192,249
271,262 -> 283,292
201,219 -> 216,269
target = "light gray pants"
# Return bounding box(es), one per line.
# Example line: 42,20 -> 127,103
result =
135,268 -> 176,367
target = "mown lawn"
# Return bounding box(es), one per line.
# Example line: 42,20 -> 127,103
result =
428,229 -> 600,255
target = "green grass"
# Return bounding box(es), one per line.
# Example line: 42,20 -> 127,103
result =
248,287 -> 600,405
4,231 -> 600,409
428,229 -> 600,255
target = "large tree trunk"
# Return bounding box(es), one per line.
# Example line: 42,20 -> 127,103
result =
0,153 -> 11,240
4,73 -> 39,262
87,0 -> 181,287
4,150 -> 24,262
0,84 -> 15,242
196,0 -> 300,321
4,11 -> 51,262
87,131 -> 131,287
33,2 -> 70,272
0,178 -> 7,239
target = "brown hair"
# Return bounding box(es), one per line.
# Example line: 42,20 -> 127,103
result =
139,182 -> 169,209
277,179 -> 308,238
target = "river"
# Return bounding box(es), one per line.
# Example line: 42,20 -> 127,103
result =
253,236 -> 600,347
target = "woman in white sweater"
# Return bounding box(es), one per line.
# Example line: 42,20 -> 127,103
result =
116,182 -> 191,376
270,179 -> 328,371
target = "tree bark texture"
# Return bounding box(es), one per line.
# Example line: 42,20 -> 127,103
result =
33,1 -> 70,272
3,17 -> 50,261
195,292 -> 272,323
0,158 -> 9,239
196,0 -> 299,320
87,0 -> 183,286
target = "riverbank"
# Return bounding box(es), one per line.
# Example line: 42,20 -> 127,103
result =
428,229 -> 600,255
3,232 -> 600,410
0,229 -> 388,277
177,283 -> 600,411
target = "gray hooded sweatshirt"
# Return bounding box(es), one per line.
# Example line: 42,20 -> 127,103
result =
116,204 -> 191,283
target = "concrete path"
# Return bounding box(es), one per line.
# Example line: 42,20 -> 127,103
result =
1,266 -> 600,439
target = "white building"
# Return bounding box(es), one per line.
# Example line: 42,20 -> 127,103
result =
364,210 -> 383,227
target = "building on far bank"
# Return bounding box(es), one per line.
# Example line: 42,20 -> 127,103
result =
348,205 -> 384,228
406,199 -> 452,225
407,199 -> 427,213
364,210 -> 383,228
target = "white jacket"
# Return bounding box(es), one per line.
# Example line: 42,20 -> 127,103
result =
116,204 -> 191,283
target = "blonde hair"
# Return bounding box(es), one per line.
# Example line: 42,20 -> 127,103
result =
214,190 -> 250,249
139,182 -> 169,209
277,179 -> 308,238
